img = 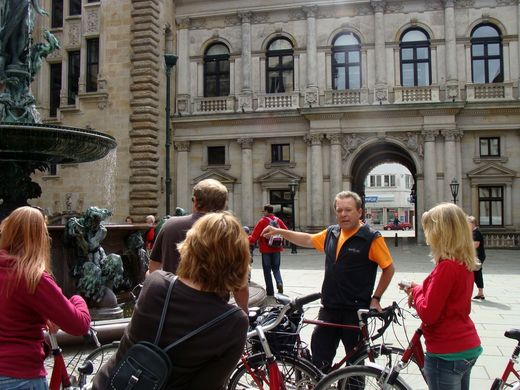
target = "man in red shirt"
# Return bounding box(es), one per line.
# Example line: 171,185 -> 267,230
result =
249,204 -> 288,296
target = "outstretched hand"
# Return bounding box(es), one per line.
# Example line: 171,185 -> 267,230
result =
261,225 -> 277,238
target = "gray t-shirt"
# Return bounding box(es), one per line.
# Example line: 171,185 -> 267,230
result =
150,213 -> 204,273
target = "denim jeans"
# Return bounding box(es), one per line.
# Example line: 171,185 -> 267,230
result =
424,355 -> 477,390
261,252 -> 282,296
0,376 -> 48,390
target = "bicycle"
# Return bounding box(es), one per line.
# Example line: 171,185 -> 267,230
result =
44,325 -> 119,389
227,294 -> 419,390
227,292 -> 323,389
313,326 -> 520,390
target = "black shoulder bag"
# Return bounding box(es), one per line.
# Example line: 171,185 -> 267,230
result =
109,277 -> 241,390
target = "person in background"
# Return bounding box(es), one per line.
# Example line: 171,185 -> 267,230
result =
248,204 -> 288,296
93,212 -> 250,390
402,203 -> 482,390
467,215 -> 486,300
261,191 -> 394,371
149,179 -> 249,312
144,214 -> 155,252
0,206 -> 91,389
125,216 -> 134,224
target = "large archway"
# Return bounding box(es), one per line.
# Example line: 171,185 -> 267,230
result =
350,141 -> 418,235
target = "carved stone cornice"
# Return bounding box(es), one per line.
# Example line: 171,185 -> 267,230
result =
175,17 -> 191,29
309,133 -> 324,145
370,0 -> 386,13
302,5 -> 318,18
442,129 -> 464,142
237,138 -> 253,149
421,130 -> 439,142
238,11 -> 253,24
174,141 -> 190,152
327,133 -> 343,145
440,0 -> 456,7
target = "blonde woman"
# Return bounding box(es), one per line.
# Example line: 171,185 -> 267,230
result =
403,203 -> 482,390
94,212 -> 250,390
0,207 -> 91,390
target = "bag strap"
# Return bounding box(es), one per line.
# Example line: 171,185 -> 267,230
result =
153,276 -> 177,345
163,306 -> 241,353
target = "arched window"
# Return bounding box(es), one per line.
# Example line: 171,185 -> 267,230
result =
332,32 -> 361,90
266,38 -> 294,93
400,28 -> 431,87
204,43 -> 230,97
471,24 -> 503,84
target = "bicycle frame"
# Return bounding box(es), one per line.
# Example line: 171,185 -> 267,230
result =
303,316 -> 378,370
492,329 -> 520,390
48,333 -> 73,390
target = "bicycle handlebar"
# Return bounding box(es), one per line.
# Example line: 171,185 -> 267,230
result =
247,292 -> 321,338
357,301 -> 401,341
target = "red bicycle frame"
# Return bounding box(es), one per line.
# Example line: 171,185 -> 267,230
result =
48,333 -> 72,390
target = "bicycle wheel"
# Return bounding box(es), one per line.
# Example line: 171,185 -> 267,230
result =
74,341 -> 119,385
228,353 -> 321,390
350,345 -> 425,390
314,365 -> 408,390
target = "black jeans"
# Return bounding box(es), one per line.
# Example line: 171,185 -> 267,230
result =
310,307 -> 360,371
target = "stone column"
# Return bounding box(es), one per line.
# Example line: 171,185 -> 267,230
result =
505,184 -> 513,225
238,11 -> 253,111
442,0 -> 459,100
327,133 -> 343,222
421,130 -> 438,211
370,0 -> 387,103
174,141 -> 190,210
442,129 -> 458,202
175,18 -> 191,114
518,1 -> 520,85
309,134 -> 324,228
303,5 -> 318,105
238,138 -> 254,226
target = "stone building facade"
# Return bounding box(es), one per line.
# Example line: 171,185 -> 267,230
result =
32,0 -> 520,245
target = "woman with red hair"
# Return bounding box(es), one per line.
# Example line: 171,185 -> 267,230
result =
0,207 -> 91,390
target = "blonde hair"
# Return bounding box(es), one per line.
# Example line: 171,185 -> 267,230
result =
421,203 -> 478,271
177,212 -> 249,294
0,206 -> 51,294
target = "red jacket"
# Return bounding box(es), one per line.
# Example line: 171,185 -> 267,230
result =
249,215 -> 288,253
411,259 -> 481,354
0,250 -> 91,379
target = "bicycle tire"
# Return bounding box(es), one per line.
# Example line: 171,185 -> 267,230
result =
314,365 -> 409,390
350,344 -> 425,389
75,341 -> 119,386
228,352 -> 321,390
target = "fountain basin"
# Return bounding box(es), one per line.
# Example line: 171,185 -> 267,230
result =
0,123 -> 116,164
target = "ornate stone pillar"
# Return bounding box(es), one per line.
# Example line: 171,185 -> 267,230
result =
309,134 -> 324,228
176,18 -> 191,114
174,141 -> 191,210
421,130 -> 438,210
237,138 -> 254,226
327,133 -> 343,222
238,11 -> 253,111
370,0 -> 387,103
442,0 -> 459,100
303,5 -> 318,105
442,129 -> 460,202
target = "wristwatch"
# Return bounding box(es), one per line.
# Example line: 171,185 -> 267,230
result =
371,295 -> 381,301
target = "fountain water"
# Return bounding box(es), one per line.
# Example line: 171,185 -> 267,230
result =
0,1 -> 116,220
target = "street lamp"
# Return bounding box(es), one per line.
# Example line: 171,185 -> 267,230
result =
450,178 -> 459,204
164,53 -> 178,216
288,179 -> 299,254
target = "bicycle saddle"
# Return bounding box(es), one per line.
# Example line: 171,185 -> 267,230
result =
504,329 -> 520,341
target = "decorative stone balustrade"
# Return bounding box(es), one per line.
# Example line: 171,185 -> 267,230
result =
257,92 -> 300,110
324,89 -> 368,106
483,232 -> 520,248
394,85 -> 440,103
193,96 -> 235,114
466,83 -> 513,101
